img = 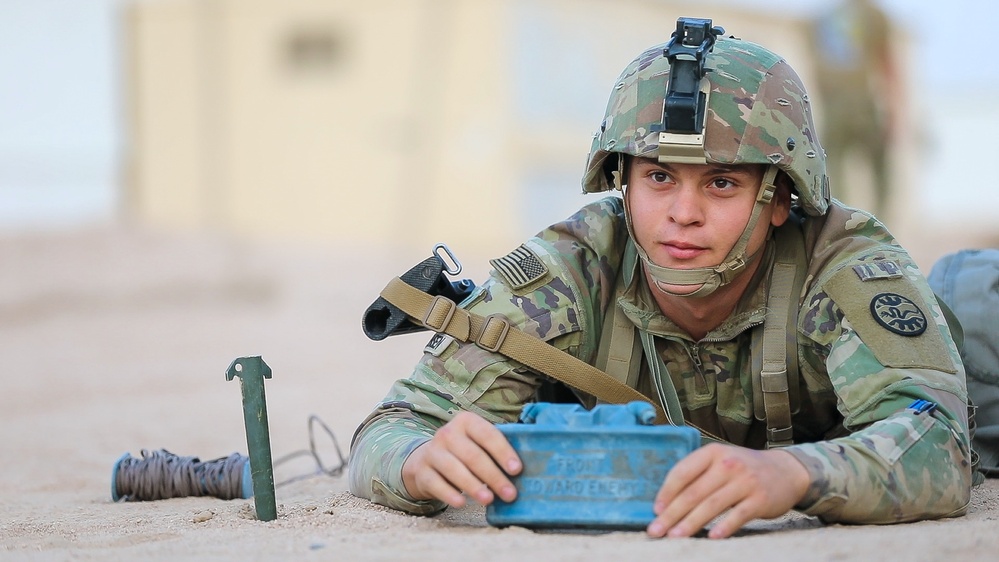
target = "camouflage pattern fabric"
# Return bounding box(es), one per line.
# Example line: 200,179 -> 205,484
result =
348,196 -> 971,523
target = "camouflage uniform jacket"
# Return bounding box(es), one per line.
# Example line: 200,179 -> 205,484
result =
348,196 -> 972,523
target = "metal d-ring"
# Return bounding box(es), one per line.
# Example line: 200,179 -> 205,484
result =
433,243 -> 462,276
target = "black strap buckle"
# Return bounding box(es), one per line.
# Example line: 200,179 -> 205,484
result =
766,426 -> 794,448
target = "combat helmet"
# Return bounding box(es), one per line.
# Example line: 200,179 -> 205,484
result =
583,18 -> 830,297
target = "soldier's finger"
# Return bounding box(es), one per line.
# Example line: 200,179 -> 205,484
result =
666,479 -> 746,538
706,493 -> 764,539
466,418 -> 522,476
648,467 -> 727,537
425,445 -> 495,506
652,444 -> 716,515
445,423 -> 516,503
413,458 -> 468,508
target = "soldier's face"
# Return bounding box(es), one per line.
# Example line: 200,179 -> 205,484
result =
625,158 -> 789,291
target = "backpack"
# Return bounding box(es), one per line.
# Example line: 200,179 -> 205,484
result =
928,249 -> 999,480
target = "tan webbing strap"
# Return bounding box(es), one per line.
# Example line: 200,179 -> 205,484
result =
594,241 -> 643,388
380,277 -> 668,424
760,261 -> 796,447
753,222 -> 807,448
594,297 -> 643,388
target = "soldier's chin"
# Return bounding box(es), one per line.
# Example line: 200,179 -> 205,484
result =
653,280 -> 705,297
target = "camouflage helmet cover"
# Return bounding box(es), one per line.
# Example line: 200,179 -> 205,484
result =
583,35 -> 830,216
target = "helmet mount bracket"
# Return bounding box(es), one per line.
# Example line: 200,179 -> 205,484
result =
652,18 -> 725,136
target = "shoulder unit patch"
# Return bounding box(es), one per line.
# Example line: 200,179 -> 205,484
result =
489,244 -> 549,291
823,263 -> 956,373
869,292 -> 927,336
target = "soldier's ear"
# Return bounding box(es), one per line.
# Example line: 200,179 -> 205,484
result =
770,171 -> 793,227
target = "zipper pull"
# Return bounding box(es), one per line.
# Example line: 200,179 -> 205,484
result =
689,344 -> 703,373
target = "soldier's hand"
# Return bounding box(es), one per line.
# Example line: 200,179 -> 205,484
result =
401,411 -> 522,508
647,443 -> 810,539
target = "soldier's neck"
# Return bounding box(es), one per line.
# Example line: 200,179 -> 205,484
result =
645,262 -> 759,341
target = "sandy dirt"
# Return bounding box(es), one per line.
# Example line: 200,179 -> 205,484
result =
1,224 -> 997,561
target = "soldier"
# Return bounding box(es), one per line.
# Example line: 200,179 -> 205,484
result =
807,0 -> 899,216
348,18 -> 971,538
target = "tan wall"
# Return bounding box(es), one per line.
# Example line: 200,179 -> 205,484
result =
126,0 -> 513,250
126,0 -> 209,228
124,0 -> 888,256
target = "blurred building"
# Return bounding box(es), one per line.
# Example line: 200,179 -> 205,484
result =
123,0 -> 847,254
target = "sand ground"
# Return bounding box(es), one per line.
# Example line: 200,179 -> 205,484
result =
1,224 -> 997,561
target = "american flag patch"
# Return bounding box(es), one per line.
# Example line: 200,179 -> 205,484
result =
852,260 -> 903,281
489,244 -> 548,290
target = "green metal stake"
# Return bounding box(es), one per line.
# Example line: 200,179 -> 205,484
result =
225,356 -> 277,521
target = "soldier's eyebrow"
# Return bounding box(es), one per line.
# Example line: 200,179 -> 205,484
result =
653,162 -> 758,177
704,165 -> 757,176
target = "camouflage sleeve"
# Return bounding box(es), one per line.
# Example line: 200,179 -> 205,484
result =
347,198 -> 627,514
786,374 -> 971,523
785,257 -> 972,523
346,279 -> 575,514
346,403 -> 443,515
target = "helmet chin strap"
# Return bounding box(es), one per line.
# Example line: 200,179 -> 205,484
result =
620,164 -> 780,298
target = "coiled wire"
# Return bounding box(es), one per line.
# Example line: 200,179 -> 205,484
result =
114,449 -> 248,501
114,414 -> 347,502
